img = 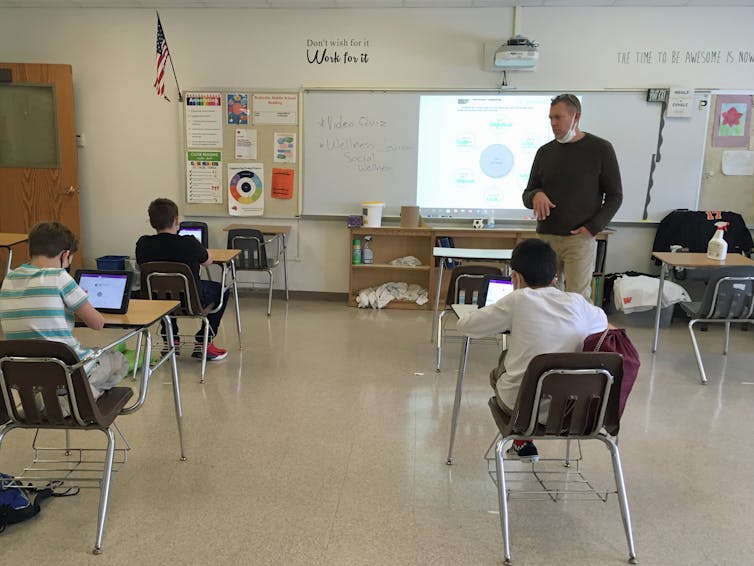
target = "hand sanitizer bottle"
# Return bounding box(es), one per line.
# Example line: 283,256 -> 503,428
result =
707,221 -> 729,261
487,210 -> 495,229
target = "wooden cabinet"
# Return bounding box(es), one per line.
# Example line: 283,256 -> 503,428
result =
348,227 -> 610,309
348,227 -> 434,309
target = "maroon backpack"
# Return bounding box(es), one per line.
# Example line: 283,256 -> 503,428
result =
583,328 -> 640,418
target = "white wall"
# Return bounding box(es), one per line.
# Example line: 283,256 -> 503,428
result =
1,6 -> 753,291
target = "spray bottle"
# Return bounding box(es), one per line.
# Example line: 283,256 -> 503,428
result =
706,221 -> 729,261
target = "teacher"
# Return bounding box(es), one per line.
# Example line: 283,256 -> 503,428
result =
522,93 -> 623,300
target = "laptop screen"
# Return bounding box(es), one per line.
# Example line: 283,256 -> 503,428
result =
484,277 -> 514,306
77,272 -> 130,311
179,227 -> 203,243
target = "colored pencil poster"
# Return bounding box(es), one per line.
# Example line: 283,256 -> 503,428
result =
185,92 -> 223,149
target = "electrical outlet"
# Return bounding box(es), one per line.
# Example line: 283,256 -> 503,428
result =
76,133 -> 85,147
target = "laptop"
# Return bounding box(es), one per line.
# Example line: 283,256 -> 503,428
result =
74,270 -> 134,314
179,226 -> 204,244
480,275 -> 514,307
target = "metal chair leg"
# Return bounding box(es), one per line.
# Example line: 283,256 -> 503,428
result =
688,320 -> 708,384
598,435 -> 638,564
267,270 -> 274,316
564,438 -> 572,468
724,321 -> 730,355
93,427 -> 116,555
495,438 -> 513,566
436,310 -> 447,372
200,317 -> 210,384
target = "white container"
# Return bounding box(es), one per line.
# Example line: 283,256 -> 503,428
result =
707,221 -> 729,261
362,201 -> 385,228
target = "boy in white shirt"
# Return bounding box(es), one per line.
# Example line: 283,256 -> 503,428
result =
456,238 -> 607,462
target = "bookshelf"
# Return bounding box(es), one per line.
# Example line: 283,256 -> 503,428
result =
348,227 -> 612,310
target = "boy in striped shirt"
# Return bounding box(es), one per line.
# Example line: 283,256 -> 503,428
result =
0,222 -> 127,399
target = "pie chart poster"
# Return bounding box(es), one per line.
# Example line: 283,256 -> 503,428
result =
228,163 -> 265,216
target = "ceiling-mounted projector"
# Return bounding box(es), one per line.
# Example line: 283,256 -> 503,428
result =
494,35 -> 539,70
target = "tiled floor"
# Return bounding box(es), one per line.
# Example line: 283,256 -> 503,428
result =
2,296 -> 754,565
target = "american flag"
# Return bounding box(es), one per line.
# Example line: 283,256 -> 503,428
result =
153,16 -> 169,98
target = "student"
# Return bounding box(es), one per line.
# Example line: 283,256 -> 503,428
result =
456,238 -> 607,462
135,198 -> 228,361
0,221 -> 128,402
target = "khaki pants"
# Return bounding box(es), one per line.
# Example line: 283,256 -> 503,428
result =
537,233 -> 596,301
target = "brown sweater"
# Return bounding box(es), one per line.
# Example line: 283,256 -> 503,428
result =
522,133 -> 623,236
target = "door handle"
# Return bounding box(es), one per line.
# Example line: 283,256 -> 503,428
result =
63,186 -> 79,195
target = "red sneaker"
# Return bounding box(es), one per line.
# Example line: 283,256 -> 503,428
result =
192,341 -> 228,361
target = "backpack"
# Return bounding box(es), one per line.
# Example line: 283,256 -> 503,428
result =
583,328 -> 640,418
0,473 -> 74,533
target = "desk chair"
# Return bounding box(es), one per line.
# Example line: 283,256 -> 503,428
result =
0,340 -> 134,554
488,352 -> 636,566
679,266 -> 754,384
227,228 -> 283,316
436,265 -> 503,372
140,261 -> 216,383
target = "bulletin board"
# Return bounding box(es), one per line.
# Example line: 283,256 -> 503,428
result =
181,89 -> 300,219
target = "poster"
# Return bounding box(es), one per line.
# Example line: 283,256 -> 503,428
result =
228,163 -> 264,216
253,93 -> 298,124
273,132 -> 296,163
186,151 -> 222,204
666,87 -> 692,118
185,92 -> 223,148
271,168 -> 294,199
712,94 -> 752,148
235,128 -> 257,160
227,93 -> 249,125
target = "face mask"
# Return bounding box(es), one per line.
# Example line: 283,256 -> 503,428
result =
556,114 -> 577,144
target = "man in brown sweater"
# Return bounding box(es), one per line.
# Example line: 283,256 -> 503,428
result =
522,93 -> 623,300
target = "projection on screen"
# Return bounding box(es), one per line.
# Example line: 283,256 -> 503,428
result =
417,95 -> 555,219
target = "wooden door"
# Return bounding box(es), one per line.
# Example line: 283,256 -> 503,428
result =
0,63 -> 82,270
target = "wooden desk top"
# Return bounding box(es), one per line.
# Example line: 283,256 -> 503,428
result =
101,299 -> 179,328
209,248 -> 241,264
223,224 -> 291,235
652,252 -> 754,268
0,233 -> 28,247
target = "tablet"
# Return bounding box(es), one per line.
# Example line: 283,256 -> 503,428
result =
74,270 -> 134,314
179,227 -> 203,243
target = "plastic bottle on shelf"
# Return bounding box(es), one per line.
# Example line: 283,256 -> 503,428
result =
352,239 -> 362,264
487,210 -> 496,229
362,235 -> 374,264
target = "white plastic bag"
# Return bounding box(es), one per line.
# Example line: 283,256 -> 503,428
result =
613,275 -> 690,314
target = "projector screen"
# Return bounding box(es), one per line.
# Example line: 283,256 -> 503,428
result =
417,94 -> 555,218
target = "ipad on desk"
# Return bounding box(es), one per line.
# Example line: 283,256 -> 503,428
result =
74,270 -> 134,314
179,227 -> 203,243
481,275 -> 514,307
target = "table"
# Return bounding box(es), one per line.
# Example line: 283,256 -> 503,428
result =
431,247 -> 513,342
0,232 -> 28,278
223,224 -> 290,301
100,299 -> 186,460
208,248 -> 243,349
650,252 -> 754,352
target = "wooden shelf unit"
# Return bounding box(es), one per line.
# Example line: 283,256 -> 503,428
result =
348,226 -> 612,310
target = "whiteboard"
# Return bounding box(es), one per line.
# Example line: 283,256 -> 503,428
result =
302,90 -> 710,222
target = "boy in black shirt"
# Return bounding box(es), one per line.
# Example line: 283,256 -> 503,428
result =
136,198 -> 228,361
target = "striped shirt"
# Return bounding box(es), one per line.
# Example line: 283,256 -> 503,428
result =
0,264 -> 92,362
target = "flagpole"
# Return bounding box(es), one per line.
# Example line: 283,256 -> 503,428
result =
157,11 -> 183,102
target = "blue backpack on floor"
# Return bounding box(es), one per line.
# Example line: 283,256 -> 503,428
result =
0,473 -> 63,533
